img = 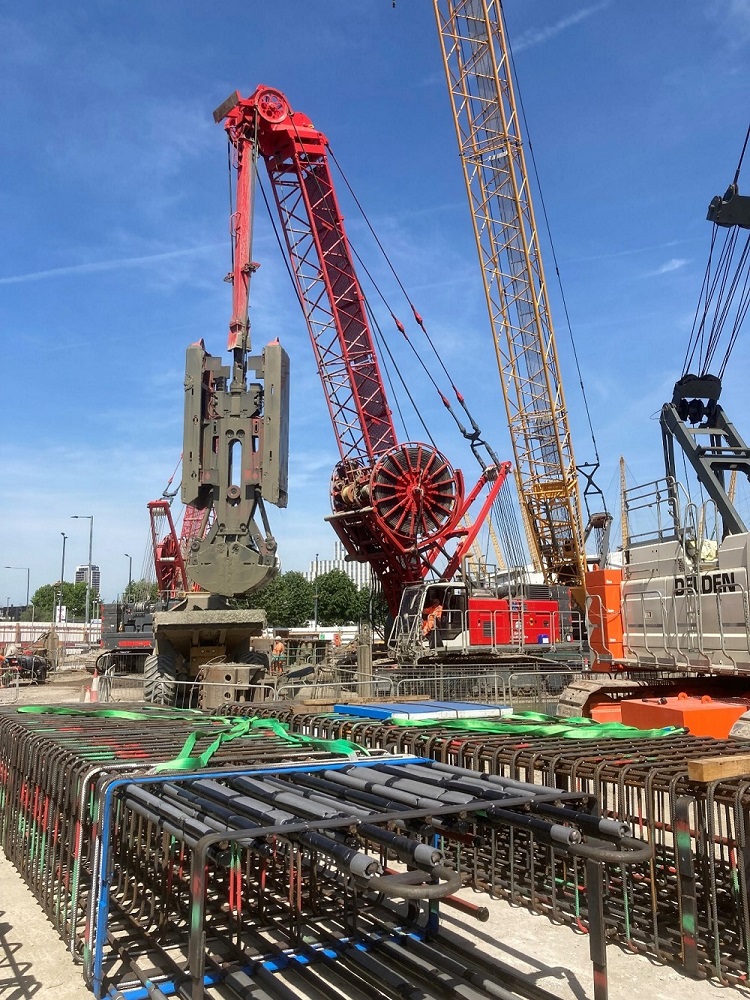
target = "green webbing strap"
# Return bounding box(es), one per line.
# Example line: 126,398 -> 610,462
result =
17,704 -> 365,770
152,716 -> 365,773
18,705 -> 206,722
388,711 -> 686,740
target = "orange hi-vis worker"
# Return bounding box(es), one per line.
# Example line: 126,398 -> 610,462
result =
422,601 -> 444,637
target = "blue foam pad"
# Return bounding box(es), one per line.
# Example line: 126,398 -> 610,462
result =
333,700 -> 513,721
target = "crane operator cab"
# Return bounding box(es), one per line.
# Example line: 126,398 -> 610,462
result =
390,582 -> 469,656
389,578 -> 573,662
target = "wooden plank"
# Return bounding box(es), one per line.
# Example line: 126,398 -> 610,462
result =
688,754 -> 750,783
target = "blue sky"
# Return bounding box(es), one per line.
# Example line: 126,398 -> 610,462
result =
1,1 -> 749,604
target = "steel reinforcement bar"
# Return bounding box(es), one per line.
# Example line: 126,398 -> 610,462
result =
0,703 -> 651,1000
226,704 -> 750,984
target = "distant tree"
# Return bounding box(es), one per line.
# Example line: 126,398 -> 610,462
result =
356,586 -> 389,631
30,582 -> 99,621
123,578 -> 159,603
237,571 -> 314,628
315,569 -> 360,626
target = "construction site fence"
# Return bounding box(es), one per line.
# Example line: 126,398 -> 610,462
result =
0,704 -> 653,1000
227,704 -> 750,987
0,667 -> 20,705
392,667 -> 588,713
0,620 -> 102,649
99,664 -> 588,715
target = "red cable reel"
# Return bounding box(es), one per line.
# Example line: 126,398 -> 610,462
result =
331,443 -> 463,550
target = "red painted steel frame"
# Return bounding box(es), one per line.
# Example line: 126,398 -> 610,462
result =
223,86 -> 397,465
147,499 -> 189,598
218,85 -> 509,615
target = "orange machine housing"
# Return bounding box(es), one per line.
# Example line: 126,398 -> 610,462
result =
585,567 -> 625,666
620,693 -> 750,739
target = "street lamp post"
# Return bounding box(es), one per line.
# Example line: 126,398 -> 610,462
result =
124,553 -> 132,597
4,566 -> 30,609
58,533 -> 67,624
313,553 -> 319,630
71,515 -> 94,643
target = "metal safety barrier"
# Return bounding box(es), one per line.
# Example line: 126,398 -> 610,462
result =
98,671 -> 394,707
395,667 -> 509,704
99,661 -> 583,717
0,667 -> 20,705
391,665 -> 588,714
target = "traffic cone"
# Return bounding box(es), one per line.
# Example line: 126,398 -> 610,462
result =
90,670 -> 99,703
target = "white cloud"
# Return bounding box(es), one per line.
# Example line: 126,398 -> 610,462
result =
0,244 -> 225,285
707,0 -> 750,45
562,238 -> 698,265
646,258 -> 690,277
513,1 -> 611,53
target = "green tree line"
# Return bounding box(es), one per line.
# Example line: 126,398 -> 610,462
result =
29,582 -> 100,621
236,569 -> 388,630
27,569 -> 387,630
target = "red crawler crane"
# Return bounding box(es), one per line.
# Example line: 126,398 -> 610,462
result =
215,85 -> 509,617
146,499 -> 209,600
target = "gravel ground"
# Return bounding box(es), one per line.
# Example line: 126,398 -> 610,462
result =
1,670 -> 748,999
1,665 -> 92,706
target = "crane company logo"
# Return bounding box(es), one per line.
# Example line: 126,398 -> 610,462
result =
674,572 -> 738,596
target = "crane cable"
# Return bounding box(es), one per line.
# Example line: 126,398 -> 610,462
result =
491,482 -> 529,590
247,102 -> 517,566
255,104 -> 502,480
297,107 -> 524,566
328,146 -> 502,473
682,125 -> 750,380
246,113 -> 431,451
251,151 -> 434,452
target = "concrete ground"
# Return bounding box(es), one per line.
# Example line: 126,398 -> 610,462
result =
1,669 -> 748,1000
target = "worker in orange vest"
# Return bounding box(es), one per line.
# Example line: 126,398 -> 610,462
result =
421,600 -> 444,638
271,636 -> 286,671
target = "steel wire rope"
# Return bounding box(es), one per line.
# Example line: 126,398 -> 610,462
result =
253,167 -> 428,452
701,228 -> 744,371
684,209 -> 749,378
716,236 -> 750,378
503,6 -> 606,515
704,230 -> 740,365
283,115 -> 514,576
682,225 -> 721,375
252,98 -> 510,574
277,112 -> 442,458
364,298 -> 437,449
281,107 -> 491,472
683,126 -> 750,379
491,487 -> 529,589
328,145 -> 501,472
325,148 -> 528,581
734,124 -> 750,186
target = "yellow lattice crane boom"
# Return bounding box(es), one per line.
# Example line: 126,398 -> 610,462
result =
433,0 -> 586,589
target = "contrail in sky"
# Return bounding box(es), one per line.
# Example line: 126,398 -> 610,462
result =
513,1 -> 611,52
562,238 -> 698,265
0,243 -> 225,285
